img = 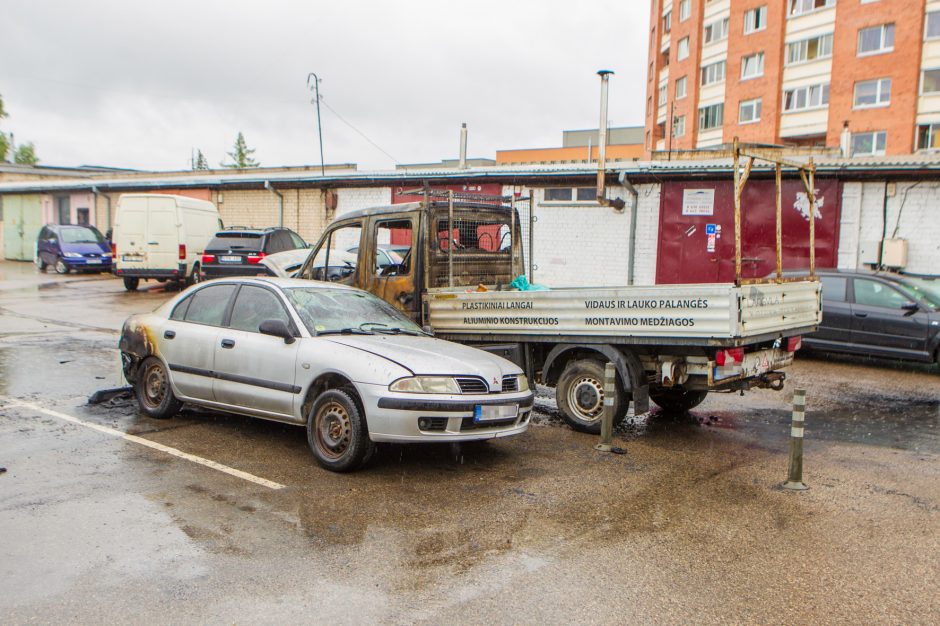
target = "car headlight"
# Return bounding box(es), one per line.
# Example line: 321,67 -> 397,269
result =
516,374 -> 530,392
103,253 -> 112,258
389,376 -> 461,394
62,252 -> 82,258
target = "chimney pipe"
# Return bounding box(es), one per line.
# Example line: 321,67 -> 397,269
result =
596,70 -> 613,202
459,123 -> 468,169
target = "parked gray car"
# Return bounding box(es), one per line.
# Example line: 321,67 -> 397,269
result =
119,278 -> 533,471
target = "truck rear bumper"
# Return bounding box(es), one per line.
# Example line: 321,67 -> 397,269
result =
114,264 -> 186,279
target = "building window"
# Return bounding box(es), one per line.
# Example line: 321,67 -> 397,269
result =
850,131 -> 887,156
858,24 -> 895,56
701,60 -> 727,85
739,98 -> 762,124
647,96 -> 653,116
544,188 -> 598,203
675,75 -> 688,99
663,10 -> 672,33
916,123 -> 940,150
927,11 -> 940,40
698,103 -> 724,130
854,78 -> 891,107
703,17 -> 729,44
744,6 -> 767,34
922,68 -> 940,94
662,47 -> 670,67
679,0 -> 691,21
786,33 -> 833,64
57,196 -> 71,225
658,84 -> 668,106
741,52 -> 765,80
673,115 -> 686,138
677,37 -> 690,61
788,0 -> 835,16
783,83 -> 830,111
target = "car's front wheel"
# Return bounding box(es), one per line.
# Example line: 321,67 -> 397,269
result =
54,257 -> 69,274
307,389 -> 374,472
134,356 -> 182,419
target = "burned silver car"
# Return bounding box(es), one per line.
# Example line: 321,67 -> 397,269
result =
119,278 -> 533,472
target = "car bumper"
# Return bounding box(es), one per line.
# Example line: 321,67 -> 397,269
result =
356,384 -> 535,443
64,258 -> 112,269
114,264 -> 185,279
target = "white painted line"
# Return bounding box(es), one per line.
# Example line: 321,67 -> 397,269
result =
0,396 -> 285,490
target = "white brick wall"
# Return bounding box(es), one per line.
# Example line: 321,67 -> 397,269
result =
632,184 -> 661,285
336,187 -> 389,218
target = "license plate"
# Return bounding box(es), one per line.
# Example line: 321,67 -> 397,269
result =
474,404 -> 519,422
714,349 -> 791,381
121,256 -> 142,262
220,255 -> 241,263
85,259 -> 102,264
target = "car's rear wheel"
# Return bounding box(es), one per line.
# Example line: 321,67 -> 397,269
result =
307,389 -> 374,472
555,358 -> 628,434
189,264 -> 202,286
35,255 -> 48,271
54,257 -> 69,274
649,387 -> 708,414
123,277 -> 140,291
134,356 -> 182,419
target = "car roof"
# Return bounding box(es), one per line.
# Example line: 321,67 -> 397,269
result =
200,276 -> 359,292
782,268 -> 913,281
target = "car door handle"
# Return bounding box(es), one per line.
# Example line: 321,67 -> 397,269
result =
164,330 -> 176,339
854,312 -> 868,318
221,338 -> 236,349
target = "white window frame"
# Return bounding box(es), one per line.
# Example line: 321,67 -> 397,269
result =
543,188 -> 600,204
673,115 -> 686,138
663,10 -> 672,33
658,84 -> 668,107
857,24 -> 895,57
698,103 -> 724,130
850,131 -> 887,156
927,11 -> 940,40
782,82 -> 830,112
853,77 -> 891,108
788,0 -> 836,17
741,52 -> 765,80
921,68 -> 940,95
679,0 -> 691,22
739,98 -> 762,124
916,123 -> 940,151
786,33 -> 834,65
703,17 -> 729,44
744,6 -> 767,34
675,75 -> 688,99
677,36 -> 690,61
701,60 -> 727,86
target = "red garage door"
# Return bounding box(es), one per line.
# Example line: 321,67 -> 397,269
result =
656,179 -> 841,284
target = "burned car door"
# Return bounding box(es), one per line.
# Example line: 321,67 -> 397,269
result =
369,217 -> 419,320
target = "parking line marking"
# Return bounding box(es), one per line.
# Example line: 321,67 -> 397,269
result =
0,396 -> 286,490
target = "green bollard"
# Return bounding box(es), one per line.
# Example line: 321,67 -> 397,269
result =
782,389 -> 809,491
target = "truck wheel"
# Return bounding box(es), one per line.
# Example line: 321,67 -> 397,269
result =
54,257 -> 69,274
123,277 -> 140,291
649,387 -> 708,414
134,356 -> 182,419
555,359 -> 627,434
307,389 -> 374,472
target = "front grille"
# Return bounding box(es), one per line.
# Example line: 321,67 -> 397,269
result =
455,377 -> 488,394
501,375 -> 518,393
460,416 -> 518,431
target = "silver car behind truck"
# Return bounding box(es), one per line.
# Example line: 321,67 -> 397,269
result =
119,278 -> 533,472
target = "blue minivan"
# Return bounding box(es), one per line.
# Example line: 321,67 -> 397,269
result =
36,224 -> 112,274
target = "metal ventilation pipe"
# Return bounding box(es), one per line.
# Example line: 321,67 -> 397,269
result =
595,70 -> 624,210
459,123 -> 468,169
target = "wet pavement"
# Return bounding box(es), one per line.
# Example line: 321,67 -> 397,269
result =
1,260 -> 938,624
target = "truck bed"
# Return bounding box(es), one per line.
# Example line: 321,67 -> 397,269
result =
427,280 -> 821,347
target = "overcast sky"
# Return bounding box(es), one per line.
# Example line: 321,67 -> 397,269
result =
0,1 -> 648,172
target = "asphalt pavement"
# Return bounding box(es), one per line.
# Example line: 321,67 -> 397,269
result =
1,261 -> 938,624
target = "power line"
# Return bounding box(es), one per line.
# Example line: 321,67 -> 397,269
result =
318,95 -> 400,165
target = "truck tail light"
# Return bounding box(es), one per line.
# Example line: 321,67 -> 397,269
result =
715,347 -> 744,366
111,243 -> 117,257
247,252 -> 266,264
201,253 -> 216,264
179,244 -> 187,261
787,336 -> 802,352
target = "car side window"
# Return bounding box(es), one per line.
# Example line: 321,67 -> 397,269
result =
170,295 -> 192,321
853,279 -> 910,309
184,284 -> 237,326
229,286 -> 291,333
39,227 -> 50,240
289,231 -> 306,249
820,276 -> 847,302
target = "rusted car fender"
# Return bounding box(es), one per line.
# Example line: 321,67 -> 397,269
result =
118,315 -> 158,383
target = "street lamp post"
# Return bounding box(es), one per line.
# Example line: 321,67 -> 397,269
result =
307,72 -> 325,176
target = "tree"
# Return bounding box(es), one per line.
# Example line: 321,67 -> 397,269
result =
0,94 -> 7,120
0,134 -> 8,163
222,132 -> 259,168
14,143 -> 39,166
193,149 -> 209,170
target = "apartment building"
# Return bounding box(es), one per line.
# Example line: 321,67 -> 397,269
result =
644,0 -> 940,156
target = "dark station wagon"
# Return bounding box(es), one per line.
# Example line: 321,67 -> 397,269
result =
201,227 -> 307,279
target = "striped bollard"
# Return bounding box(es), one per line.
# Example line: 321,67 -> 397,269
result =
594,363 -> 616,453
782,389 -> 809,491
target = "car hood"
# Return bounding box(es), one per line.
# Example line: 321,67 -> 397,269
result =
61,242 -> 109,255
321,334 -> 519,384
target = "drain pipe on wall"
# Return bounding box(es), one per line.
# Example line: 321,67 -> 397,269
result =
619,171 -> 640,286
264,180 -> 284,227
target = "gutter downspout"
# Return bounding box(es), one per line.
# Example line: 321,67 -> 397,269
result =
264,180 -> 284,227
91,185 -> 111,231
619,171 -> 640,285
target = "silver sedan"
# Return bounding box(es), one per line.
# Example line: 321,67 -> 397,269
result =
119,278 -> 533,472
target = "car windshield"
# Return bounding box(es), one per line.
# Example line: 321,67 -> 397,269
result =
284,287 -> 423,335
899,277 -> 940,309
60,226 -> 104,244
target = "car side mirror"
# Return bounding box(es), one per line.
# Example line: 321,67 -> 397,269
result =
901,301 -> 920,315
49,238 -> 57,245
259,319 -> 296,344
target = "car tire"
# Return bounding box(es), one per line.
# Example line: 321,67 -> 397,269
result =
307,388 -> 374,472
54,257 -> 69,274
555,358 -> 628,434
35,255 -> 48,271
123,277 -> 140,291
134,356 -> 182,419
189,264 -> 202,286
649,387 -> 708,414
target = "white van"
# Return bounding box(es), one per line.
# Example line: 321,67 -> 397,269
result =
113,194 -> 222,291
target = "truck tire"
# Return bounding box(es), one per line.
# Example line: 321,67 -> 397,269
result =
555,358 -> 627,434
124,277 -> 140,291
649,387 -> 708,414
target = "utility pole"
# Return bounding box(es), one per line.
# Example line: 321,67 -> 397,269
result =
307,73 -> 325,176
